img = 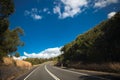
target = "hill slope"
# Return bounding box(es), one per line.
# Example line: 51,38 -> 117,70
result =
0,57 -> 32,80
57,12 -> 120,72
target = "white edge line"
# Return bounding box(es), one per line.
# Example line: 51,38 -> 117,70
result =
45,65 -> 60,80
54,67 -> 110,80
24,66 -> 40,80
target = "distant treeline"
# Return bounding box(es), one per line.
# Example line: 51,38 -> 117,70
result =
57,12 -> 120,66
23,58 -> 55,65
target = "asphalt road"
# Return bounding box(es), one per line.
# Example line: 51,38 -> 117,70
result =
16,62 -> 120,80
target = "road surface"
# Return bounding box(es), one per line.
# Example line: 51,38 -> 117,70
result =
16,62 -> 120,80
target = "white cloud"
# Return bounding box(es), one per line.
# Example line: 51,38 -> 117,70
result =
47,11 -> 51,14
94,0 -> 118,8
24,10 -> 30,16
24,8 -> 42,20
53,0 -> 88,19
53,6 -> 62,18
31,14 -> 42,20
43,8 -> 48,12
108,11 -> 116,18
32,8 -> 38,12
43,8 -> 51,14
23,46 -> 62,59
13,56 -> 27,60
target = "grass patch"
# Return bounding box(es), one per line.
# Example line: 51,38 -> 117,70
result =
0,57 -> 32,80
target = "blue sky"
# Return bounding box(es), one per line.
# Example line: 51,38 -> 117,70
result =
10,0 -> 120,59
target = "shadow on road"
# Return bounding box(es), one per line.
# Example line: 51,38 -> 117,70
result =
79,74 -> 120,80
79,76 -> 104,80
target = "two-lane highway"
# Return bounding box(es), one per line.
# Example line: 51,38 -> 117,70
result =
24,63 -> 54,80
19,62 -> 113,80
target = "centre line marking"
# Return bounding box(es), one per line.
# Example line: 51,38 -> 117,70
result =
45,65 -> 60,80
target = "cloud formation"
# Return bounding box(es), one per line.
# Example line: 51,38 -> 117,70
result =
24,0 -> 119,19
24,8 -> 42,20
13,56 -> 27,60
43,8 -> 48,12
53,0 -> 88,19
94,0 -> 118,8
53,0 -> 119,19
23,47 -> 62,59
43,8 -> 51,14
108,11 -> 116,18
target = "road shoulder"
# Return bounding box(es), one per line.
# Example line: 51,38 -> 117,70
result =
54,66 -> 120,80
15,65 -> 38,80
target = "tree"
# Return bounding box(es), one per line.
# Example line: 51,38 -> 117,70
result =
0,0 -> 24,62
0,27 -> 24,55
0,0 -> 15,61
58,12 -> 120,66
14,52 -> 20,57
0,0 -> 14,34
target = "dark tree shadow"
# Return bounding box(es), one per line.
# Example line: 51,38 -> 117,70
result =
79,74 -> 120,80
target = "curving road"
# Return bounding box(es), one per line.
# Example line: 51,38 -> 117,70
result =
16,62 -> 120,80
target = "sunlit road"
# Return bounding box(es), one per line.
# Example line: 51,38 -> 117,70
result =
16,62 -> 120,80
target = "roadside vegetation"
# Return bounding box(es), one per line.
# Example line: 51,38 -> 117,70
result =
0,0 -> 24,63
0,0 -> 31,80
0,0 -> 120,79
24,58 -> 56,65
0,57 -> 32,80
56,12 -> 120,73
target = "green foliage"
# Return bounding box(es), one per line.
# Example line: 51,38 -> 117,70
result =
0,0 -> 14,34
0,0 -> 24,62
24,58 -> 49,65
0,0 -> 14,18
57,12 -> 120,66
24,57 -> 58,65
0,27 -> 24,54
14,52 -> 20,57
0,19 -> 9,34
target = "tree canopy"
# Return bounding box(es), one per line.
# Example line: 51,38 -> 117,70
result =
0,0 -> 24,62
57,12 -> 120,66
14,52 -> 20,58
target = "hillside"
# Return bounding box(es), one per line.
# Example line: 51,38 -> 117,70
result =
0,57 -> 32,80
57,12 -> 120,73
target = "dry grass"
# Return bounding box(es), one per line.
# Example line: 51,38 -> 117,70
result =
0,57 -> 32,80
3,57 -> 15,65
67,62 -> 120,73
2,57 -> 32,69
109,63 -> 120,72
0,65 -> 28,80
15,60 -> 32,69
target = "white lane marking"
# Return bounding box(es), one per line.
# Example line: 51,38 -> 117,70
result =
24,66 -> 40,80
54,67 -> 88,76
54,67 -> 110,80
45,65 -> 60,80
